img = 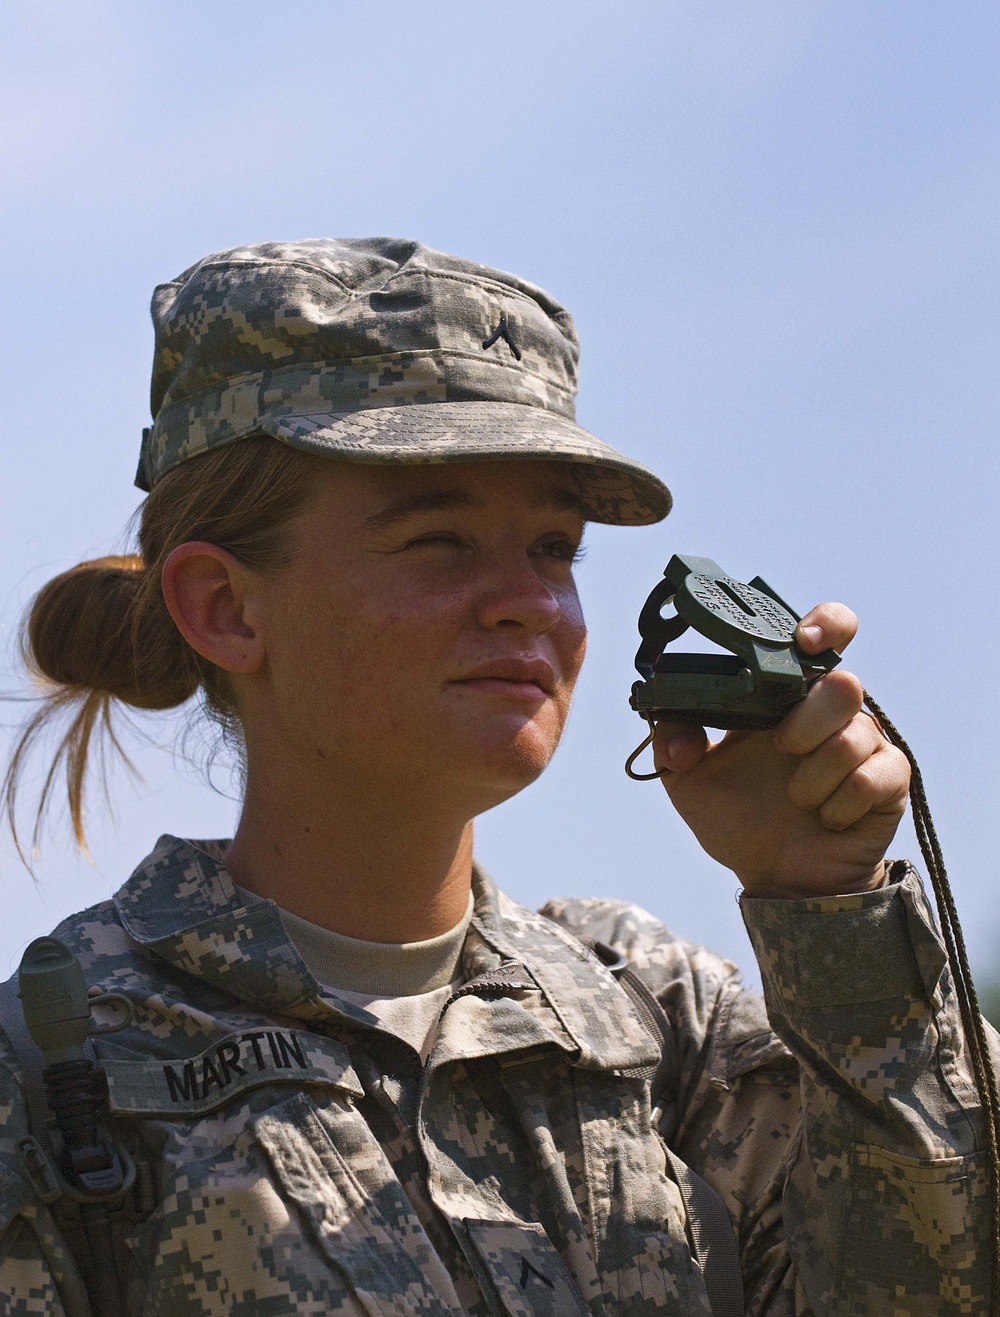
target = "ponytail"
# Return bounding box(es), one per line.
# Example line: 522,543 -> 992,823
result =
5,436 -> 318,856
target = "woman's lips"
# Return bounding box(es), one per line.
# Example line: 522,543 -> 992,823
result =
453,677 -> 549,701
450,660 -> 555,700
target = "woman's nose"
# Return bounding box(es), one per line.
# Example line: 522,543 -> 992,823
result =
475,559 -> 563,633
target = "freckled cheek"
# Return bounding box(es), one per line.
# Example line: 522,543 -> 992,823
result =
361,602 -> 460,665
288,596 -> 461,706
556,600 -> 588,689
268,602 -> 375,705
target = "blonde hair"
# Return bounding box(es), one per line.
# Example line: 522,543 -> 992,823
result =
5,436 -> 320,856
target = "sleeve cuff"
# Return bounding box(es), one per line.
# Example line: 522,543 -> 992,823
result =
739,861 -> 948,1011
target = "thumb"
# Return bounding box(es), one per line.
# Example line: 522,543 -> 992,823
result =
652,721 -> 709,775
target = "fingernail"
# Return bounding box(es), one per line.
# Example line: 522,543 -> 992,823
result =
799,624 -> 822,647
664,734 -> 693,766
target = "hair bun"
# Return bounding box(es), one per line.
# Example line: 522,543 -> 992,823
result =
6,436 -> 314,856
26,555 -> 196,710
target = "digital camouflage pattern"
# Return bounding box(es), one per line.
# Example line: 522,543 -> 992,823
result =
133,238 -> 673,528
0,836 -> 989,1315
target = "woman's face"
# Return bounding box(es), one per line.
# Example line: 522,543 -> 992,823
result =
243,458 -> 588,817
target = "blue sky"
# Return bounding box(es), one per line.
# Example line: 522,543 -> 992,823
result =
1,1 -> 998,988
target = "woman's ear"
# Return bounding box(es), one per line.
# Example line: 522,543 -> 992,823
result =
160,542 -> 266,675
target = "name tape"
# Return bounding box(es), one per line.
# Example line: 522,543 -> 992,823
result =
96,1027 -> 363,1116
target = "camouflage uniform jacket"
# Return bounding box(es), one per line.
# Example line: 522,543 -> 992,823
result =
0,835 -> 988,1315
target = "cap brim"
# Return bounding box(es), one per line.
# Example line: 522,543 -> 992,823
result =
260,401 -> 671,526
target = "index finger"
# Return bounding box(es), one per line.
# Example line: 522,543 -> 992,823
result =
796,601 -> 858,655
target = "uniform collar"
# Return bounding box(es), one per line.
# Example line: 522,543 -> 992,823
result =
113,835 -> 323,1016
463,866 -> 660,1072
113,836 -> 659,1071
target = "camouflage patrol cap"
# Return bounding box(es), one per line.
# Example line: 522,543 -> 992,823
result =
135,237 -> 672,525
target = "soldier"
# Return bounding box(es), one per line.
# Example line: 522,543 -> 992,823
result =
0,238 -> 986,1315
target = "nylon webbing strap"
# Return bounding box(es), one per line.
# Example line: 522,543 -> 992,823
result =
665,1147 -> 745,1317
0,976 -> 54,1151
0,975 -> 104,1317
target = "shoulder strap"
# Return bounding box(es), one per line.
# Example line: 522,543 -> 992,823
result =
587,941 -> 745,1317
0,976 -> 55,1150
0,976 -> 98,1317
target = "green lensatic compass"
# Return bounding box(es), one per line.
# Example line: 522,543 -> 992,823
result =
627,553 -> 841,767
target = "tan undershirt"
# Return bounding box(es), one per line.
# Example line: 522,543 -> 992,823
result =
236,888 -> 473,1060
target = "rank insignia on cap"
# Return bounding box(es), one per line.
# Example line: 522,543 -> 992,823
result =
482,314 -> 522,361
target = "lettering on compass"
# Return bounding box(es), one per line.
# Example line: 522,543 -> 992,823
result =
691,575 -> 794,642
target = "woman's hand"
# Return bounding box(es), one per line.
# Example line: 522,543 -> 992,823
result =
651,603 -> 910,898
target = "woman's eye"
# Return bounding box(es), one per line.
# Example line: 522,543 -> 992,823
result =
537,539 -> 586,564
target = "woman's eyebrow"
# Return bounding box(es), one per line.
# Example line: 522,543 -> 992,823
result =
362,484 -> 585,534
362,489 -> 478,533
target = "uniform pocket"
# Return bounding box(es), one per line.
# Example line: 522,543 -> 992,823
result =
255,1091 -> 464,1316
844,1143 -> 986,1315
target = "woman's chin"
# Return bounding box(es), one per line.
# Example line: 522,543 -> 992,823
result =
453,731 -> 560,805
